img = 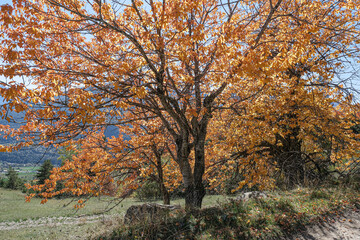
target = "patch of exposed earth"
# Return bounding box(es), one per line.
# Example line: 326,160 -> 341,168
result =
287,209 -> 360,240
0,214 -> 121,231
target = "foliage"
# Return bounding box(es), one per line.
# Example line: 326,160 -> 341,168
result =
206,66 -> 360,190
0,0 -> 359,208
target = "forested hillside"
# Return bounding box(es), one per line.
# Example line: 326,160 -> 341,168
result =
0,110 -> 59,164
0,109 -> 120,165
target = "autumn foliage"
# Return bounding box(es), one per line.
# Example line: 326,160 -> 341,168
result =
0,0 -> 360,208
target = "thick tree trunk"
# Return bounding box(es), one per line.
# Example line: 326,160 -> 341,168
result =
175,134 -> 206,209
192,127 -> 207,209
184,183 -> 205,209
282,152 -> 305,188
161,183 -> 170,205
278,129 -> 305,188
175,134 -> 201,209
182,126 -> 207,209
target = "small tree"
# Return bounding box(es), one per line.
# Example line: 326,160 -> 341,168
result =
6,166 -> 23,190
36,160 -> 54,185
0,177 -> 6,187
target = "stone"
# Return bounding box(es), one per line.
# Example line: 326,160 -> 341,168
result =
123,203 -> 181,224
236,191 -> 268,201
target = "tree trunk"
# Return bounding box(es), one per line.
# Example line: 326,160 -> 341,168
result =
184,183 -> 205,209
279,130 -> 305,188
175,134 -> 202,209
161,183 -> 171,205
182,126 -> 207,209
282,152 -> 304,188
152,144 -> 171,205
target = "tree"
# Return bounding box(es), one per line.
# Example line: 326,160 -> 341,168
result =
206,49 -> 360,190
0,177 -> 6,187
0,0 -> 359,208
36,160 -> 54,185
5,166 -> 23,190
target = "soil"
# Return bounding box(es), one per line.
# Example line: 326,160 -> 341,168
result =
0,214 -> 119,231
287,209 -> 360,240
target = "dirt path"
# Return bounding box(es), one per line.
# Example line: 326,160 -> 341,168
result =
288,209 -> 360,240
0,214 -> 120,231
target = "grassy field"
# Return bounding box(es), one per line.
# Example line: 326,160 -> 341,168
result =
0,188 -> 224,222
0,166 -> 40,182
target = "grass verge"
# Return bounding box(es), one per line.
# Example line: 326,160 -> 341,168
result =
99,187 -> 359,240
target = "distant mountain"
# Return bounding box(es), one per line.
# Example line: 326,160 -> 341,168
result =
0,109 -> 123,166
104,125 -> 120,139
0,145 -> 61,166
0,111 -> 61,165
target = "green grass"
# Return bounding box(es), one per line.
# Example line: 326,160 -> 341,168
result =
0,188 -> 142,222
0,188 -> 226,222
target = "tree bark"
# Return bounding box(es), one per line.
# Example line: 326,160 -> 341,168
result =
161,183 -> 170,205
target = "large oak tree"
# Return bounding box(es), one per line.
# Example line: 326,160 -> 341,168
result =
0,0 -> 359,208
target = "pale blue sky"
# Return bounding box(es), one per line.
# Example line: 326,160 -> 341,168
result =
0,0 -> 12,6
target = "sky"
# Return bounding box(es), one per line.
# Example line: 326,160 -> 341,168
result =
0,0 -> 12,6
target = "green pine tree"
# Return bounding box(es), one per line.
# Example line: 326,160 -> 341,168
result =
36,160 -> 54,185
6,166 -> 22,190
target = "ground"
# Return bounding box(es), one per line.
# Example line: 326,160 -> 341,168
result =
0,188 -> 358,239
0,209 -> 359,239
288,209 -> 360,240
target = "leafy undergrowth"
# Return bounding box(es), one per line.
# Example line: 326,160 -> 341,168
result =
97,187 -> 359,240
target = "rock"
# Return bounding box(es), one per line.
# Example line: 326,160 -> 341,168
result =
236,191 -> 268,201
123,203 -> 181,224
